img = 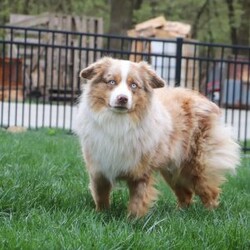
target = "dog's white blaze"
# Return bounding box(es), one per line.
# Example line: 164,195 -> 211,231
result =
109,61 -> 132,109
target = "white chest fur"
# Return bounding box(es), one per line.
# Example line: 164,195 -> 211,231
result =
74,94 -> 172,183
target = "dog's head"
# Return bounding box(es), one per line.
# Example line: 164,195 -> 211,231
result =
79,57 -> 165,116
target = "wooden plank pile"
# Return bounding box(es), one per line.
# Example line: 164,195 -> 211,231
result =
127,16 -> 198,89
128,16 -> 191,39
4,13 -> 103,101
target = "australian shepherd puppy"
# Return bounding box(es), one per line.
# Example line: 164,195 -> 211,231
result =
74,57 -> 240,217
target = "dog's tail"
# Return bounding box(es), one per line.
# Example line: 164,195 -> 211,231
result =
203,124 -> 241,186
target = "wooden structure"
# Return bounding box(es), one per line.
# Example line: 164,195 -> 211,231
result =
0,58 -> 23,101
128,16 -> 191,39
127,16 -> 198,89
5,13 -> 104,101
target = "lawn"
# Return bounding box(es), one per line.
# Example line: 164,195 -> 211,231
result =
0,129 -> 249,249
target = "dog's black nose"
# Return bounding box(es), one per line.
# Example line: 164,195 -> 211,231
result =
117,95 -> 128,105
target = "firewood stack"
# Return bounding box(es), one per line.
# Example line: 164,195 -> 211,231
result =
128,16 -> 191,39
127,16 -> 192,62
127,16 -> 199,90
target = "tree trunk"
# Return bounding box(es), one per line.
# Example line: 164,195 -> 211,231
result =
237,0 -> 250,47
226,0 -> 250,54
192,0 -> 209,38
109,0 -> 134,36
225,0 -> 238,45
108,0 -> 143,51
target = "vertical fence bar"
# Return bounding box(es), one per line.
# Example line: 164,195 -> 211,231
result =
1,42 -> 6,127
63,33 -> 69,130
28,45 -> 34,129
211,60 -> 216,103
244,49 -> 250,152
78,34 -> 83,91
36,30 -> 41,129
231,53 -> 238,126
198,57 -> 203,93
49,31 -> 56,128
218,46 -> 225,107
69,43 -> 74,131
22,29 -> 28,127
192,44 -> 198,90
43,42 -> 47,128
7,28 -> 14,127
14,45 -> 20,126
120,37 -> 124,59
175,38 -> 183,87
56,47 -> 61,128
185,59 -> 189,88
167,57 -> 171,84
224,57 -> 230,124
205,45 -> 211,98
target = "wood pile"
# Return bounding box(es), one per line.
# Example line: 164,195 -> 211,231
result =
8,12 -> 103,35
4,13 -> 104,101
127,16 -> 198,89
127,16 -> 191,39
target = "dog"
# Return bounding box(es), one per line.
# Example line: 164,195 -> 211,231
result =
74,57 -> 240,217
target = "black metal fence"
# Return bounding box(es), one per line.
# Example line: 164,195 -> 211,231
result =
0,26 -> 250,152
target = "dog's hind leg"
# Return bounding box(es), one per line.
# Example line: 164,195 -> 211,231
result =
192,176 -> 220,209
179,162 -> 220,209
127,175 -> 158,217
160,169 -> 194,208
89,173 -> 112,211
173,185 -> 194,208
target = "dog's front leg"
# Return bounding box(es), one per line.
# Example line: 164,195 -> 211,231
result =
89,172 -> 112,211
127,175 -> 157,217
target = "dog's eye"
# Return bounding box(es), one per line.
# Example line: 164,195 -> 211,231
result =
131,83 -> 138,89
108,80 -> 116,85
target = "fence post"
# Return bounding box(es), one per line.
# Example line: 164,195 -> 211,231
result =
175,37 -> 183,87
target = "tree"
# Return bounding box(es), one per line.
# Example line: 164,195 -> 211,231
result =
225,0 -> 249,53
191,0 -> 210,38
237,0 -> 250,46
225,0 -> 239,54
109,0 -> 143,35
108,0 -> 143,50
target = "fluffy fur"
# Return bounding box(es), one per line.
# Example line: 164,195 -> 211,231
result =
74,57 -> 240,217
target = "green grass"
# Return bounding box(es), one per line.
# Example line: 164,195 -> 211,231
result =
0,129 -> 249,249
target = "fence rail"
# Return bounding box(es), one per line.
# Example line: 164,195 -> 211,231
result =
0,25 -> 250,152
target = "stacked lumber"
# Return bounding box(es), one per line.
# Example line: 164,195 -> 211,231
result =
128,16 -> 192,62
127,16 -> 198,89
8,13 -> 103,34
127,16 -> 191,39
5,13 -> 104,101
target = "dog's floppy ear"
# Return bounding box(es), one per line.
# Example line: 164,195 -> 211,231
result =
79,57 -> 111,80
139,61 -> 166,88
79,64 -> 96,80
